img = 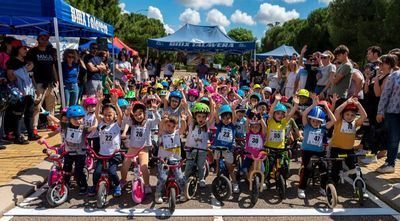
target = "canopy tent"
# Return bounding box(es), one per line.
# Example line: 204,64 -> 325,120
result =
79,37 -> 138,56
0,0 -> 114,107
256,44 -> 299,59
147,24 -> 256,54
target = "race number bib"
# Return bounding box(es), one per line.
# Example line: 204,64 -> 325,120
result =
269,129 -> 284,142
66,128 -> 83,144
340,121 -> 356,134
133,127 -> 145,141
100,131 -> 115,147
307,131 -> 323,147
248,134 -> 263,149
217,127 -> 233,143
162,134 -> 177,149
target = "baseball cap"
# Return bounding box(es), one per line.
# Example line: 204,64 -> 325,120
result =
10,40 -> 29,48
263,87 -> 272,93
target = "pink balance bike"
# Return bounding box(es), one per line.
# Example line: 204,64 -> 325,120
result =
121,147 -> 146,203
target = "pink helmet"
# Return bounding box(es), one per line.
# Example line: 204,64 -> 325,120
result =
205,85 -> 215,94
83,97 -> 98,106
188,89 -> 199,98
212,94 -> 223,104
61,107 -> 68,115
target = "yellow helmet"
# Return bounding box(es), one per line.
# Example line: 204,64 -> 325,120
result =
297,89 -> 310,98
253,84 -> 261,89
155,83 -> 163,90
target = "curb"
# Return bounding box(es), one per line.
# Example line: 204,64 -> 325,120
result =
0,160 -> 51,216
364,173 -> 400,213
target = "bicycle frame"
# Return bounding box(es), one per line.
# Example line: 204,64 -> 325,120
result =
338,154 -> 374,194
265,149 -> 289,179
248,152 -> 267,192
158,157 -> 186,198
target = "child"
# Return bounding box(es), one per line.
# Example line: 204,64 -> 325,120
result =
234,104 -> 247,142
88,94 -> 123,197
184,101 -> 215,188
187,88 -> 200,110
163,90 -> 185,129
213,104 -> 239,193
83,97 -> 100,153
297,95 -> 336,199
155,115 -> 187,203
121,100 -> 161,194
330,97 -> 367,184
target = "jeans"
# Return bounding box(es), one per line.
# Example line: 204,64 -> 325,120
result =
85,80 -> 102,97
156,163 -> 185,193
385,113 -> 400,166
330,148 -> 356,184
64,83 -> 79,107
184,150 -> 207,181
92,154 -> 121,188
63,154 -> 87,188
10,95 -> 35,139
78,83 -> 85,103
299,150 -> 327,190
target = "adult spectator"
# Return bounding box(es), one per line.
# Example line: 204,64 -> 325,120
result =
154,58 -> 161,78
140,57 -> 149,82
84,43 -> 106,96
266,59 -> 281,93
196,58 -> 209,80
146,58 -> 155,81
61,49 -> 80,106
316,51 -> 336,97
27,31 -> 58,134
331,45 -> 353,106
208,63 -> 218,77
7,40 -> 40,144
251,62 -> 265,85
376,54 -> 399,173
347,67 -> 364,99
284,60 -> 299,98
77,50 -> 88,103
115,51 -> 131,89
163,59 -> 175,81
299,45 -> 321,93
132,57 -> 141,82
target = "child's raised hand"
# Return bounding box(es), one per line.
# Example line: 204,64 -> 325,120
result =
110,93 -> 118,104
151,99 -> 159,109
292,95 -> 299,104
331,93 -> 339,103
275,93 -> 282,101
310,93 -> 319,105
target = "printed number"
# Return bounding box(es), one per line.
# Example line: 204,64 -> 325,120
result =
223,131 -> 230,137
105,135 -> 112,141
136,131 -> 143,137
70,133 -> 74,138
348,124 -> 353,130
252,137 -> 258,143
314,136 -> 320,142
274,133 -> 281,139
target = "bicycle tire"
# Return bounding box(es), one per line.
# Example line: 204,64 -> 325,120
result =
326,183 -> 338,208
96,181 -> 107,208
212,175 -> 232,201
251,175 -> 260,205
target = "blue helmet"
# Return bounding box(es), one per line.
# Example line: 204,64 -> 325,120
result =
118,98 -> 129,108
237,89 -> 245,98
250,92 -> 262,101
308,106 -> 326,122
240,85 -> 250,91
66,105 -> 86,118
161,81 -> 169,87
235,104 -> 247,112
219,104 -> 233,116
274,103 -> 287,113
169,90 -> 183,100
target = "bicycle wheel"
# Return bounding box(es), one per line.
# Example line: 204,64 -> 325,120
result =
326,183 -> 338,208
355,180 -> 364,205
212,175 -> 232,201
46,183 -> 69,207
204,161 -> 210,179
276,174 -> 286,199
132,178 -> 145,203
96,181 -> 107,208
251,175 -> 260,205
184,176 -> 198,200
169,188 -> 176,213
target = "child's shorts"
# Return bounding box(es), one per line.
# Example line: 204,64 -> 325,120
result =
213,149 -> 234,164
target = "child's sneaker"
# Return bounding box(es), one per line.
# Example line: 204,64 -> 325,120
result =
88,186 -> 96,197
319,188 -> 326,196
145,185 -> 152,194
179,194 -> 187,202
155,191 -> 163,204
232,183 -> 239,193
78,186 -> 88,195
199,179 -> 206,188
297,189 -> 306,199
113,185 -> 122,197
376,165 -> 395,174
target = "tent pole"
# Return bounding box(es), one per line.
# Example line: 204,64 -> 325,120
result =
241,55 -> 243,66
146,47 -> 149,61
112,36 -> 115,82
53,17 -> 66,108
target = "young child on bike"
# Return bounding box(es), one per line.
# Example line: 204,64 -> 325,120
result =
297,94 -> 336,199
184,101 -> 215,188
39,107 -> 69,143
213,104 -> 239,193
83,97 -> 100,153
163,90 -> 185,129
330,97 -> 367,184
121,100 -> 161,195
233,104 -> 247,146
155,114 -> 187,203
88,93 -> 123,197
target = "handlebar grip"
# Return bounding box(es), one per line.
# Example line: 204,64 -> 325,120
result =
365,153 -> 375,157
338,154 -> 347,158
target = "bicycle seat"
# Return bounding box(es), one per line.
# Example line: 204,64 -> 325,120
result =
166,157 -> 180,166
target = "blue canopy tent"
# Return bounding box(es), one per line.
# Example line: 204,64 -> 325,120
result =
256,44 -> 299,59
147,24 -> 256,63
79,40 -> 122,54
0,0 -> 114,107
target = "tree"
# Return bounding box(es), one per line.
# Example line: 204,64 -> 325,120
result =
227,28 -> 255,42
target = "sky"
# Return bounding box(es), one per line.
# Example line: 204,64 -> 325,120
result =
119,0 -> 332,41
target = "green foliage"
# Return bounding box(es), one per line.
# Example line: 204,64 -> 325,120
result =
227,28 -> 255,42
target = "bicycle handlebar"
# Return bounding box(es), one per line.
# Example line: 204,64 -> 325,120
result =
156,157 -> 186,169
87,147 -> 120,160
121,147 -> 145,159
338,153 -> 376,158
184,147 -> 209,152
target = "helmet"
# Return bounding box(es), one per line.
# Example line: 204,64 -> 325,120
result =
132,101 -> 146,112
142,81 -> 150,87
125,90 -> 135,99
83,97 -> 98,106
219,77 -> 225,82
297,89 -> 310,98
235,104 -> 247,112
188,89 -> 199,98
191,102 -> 210,114
218,104 -> 232,116
250,93 -> 261,101
118,98 -> 129,108
155,83 -> 163,90
253,84 -> 261,90
263,87 -> 272,93
110,88 -> 124,98
257,101 -> 268,108
161,81 -> 169,87
66,105 -> 86,118
308,106 -> 326,122
205,85 -> 215,93
169,90 -> 183,100
212,94 -> 222,104
343,103 -> 358,112
240,85 -> 250,91
237,89 -> 245,98
203,79 -> 211,86
199,97 -> 210,105
281,96 -> 290,104
160,90 -> 168,96
274,103 -> 287,113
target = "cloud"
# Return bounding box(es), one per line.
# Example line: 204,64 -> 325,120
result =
255,3 -> 299,25
118,3 -> 129,14
283,0 -> 306,3
230,10 -> 255,26
318,0 -> 332,5
178,0 -> 233,10
206,9 -> 230,28
179,8 -> 201,25
147,6 -> 164,23
217,26 -> 227,34
164,24 -> 175,34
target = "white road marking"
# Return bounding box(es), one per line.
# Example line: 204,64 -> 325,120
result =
0,216 -> 13,221
18,185 -> 48,207
211,197 -> 223,221
5,207 -> 399,217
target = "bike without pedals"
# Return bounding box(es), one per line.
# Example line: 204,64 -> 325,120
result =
184,147 -> 210,200
211,146 -> 233,202
121,147 -> 146,203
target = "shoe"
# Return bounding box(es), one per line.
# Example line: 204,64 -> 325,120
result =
262,183 -> 267,191
155,191 -> 163,204
376,165 -> 395,174
113,185 -> 122,197
361,155 -> 378,164
14,136 -> 29,145
6,132 -> 15,141
88,186 -> 96,197
145,185 -> 152,194
179,194 -> 187,202
33,129 -> 39,136
232,183 -> 239,193
297,189 -> 306,199
199,179 -> 206,188
47,125 -> 59,132
28,134 -> 42,141
78,187 -> 88,195
319,188 -> 326,196
363,192 -> 369,198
